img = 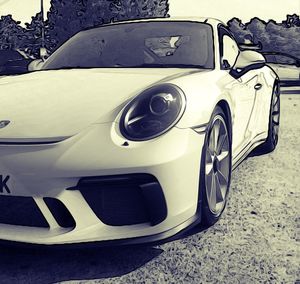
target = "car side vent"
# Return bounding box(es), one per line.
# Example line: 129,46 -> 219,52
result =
44,198 -> 76,228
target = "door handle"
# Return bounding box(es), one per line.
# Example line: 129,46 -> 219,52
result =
254,83 -> 263,90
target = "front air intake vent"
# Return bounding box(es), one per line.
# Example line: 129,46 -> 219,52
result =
0,195 -> 49,228
44,198 -> 76,228
68,174 -> 167,226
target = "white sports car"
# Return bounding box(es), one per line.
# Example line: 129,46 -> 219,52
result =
0,18 -> 280,245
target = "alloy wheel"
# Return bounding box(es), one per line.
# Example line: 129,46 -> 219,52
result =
271,84 -> 280,146
205,115 -> 230,215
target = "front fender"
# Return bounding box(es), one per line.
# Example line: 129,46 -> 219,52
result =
169,71 -> 234,129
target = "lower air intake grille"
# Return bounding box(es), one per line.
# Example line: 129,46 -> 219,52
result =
0,195 -> 49,228
70,174 -> 167,226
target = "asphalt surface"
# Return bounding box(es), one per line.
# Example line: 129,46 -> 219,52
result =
0,93 -> 299,284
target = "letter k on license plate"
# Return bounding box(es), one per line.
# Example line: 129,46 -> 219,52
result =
0,175 -> 11,194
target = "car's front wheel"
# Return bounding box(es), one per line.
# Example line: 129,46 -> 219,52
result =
199,106 -> 232,226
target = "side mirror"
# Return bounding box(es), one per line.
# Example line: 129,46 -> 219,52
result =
239,42 -> 262,51
231,50 -> 265,77
28,59 -> 44,71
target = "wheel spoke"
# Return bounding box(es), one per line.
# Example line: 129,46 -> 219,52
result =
273,106 -> 279,113
209,120 -> 221,152
273,123 -> 279,131
206,143 -> 214,158
206,162 -> 213,175
218,153 -> 230,182
217,150 -> 229,162
217,169 -> 228,187
273,124 -> 279,136
215,173 -> 224,204
273,115 -> 280,123
205,147 -> 214,175
208,128 -> 215,153
213,120 -> 221,152
272,129 -> 278,144
216,133 -> 226,155
273,95 -> 279,106
209,173 -> 217,212
273,98 -> 280,119
206,171 -> 216,212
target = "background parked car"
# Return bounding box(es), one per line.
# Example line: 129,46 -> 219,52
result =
262,52 -> 300,86
0,49 -> 33,76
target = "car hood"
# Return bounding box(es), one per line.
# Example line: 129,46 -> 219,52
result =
0,68 -> 200,142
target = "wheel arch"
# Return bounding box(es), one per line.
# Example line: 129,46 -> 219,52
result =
216,100 -> 232,142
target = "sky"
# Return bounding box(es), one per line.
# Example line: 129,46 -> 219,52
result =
170,0 -> 300,23
0,0 -> 51,25
0,0 -> 299,25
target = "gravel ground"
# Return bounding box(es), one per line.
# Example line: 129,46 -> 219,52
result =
0,95 -> 299,284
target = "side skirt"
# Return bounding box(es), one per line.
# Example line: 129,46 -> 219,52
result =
232,133 -> 267,170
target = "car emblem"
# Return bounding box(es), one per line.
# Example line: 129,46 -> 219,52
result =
0,120 -> 10,129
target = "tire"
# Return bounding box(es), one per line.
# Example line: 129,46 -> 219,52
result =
199,106 -> 232,226
254,82 -> 280,154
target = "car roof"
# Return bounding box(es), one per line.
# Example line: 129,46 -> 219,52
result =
112,16 -> 224,24
78,17 -> 225,33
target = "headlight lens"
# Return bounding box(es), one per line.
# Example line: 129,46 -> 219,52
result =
120,84 -> 186,141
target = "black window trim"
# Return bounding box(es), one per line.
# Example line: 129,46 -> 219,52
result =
217,24 -> 240,70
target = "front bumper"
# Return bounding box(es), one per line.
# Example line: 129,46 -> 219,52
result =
0,122 -> 205,245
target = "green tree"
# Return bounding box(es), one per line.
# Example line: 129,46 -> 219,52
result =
23,12 -> 54,58
47,0 -> 88,51
83,0 -> 115,26
282,14 -> 300,27
0,15 -> 26,50
110,0 -> 169,21
245,17 -> 270,48
228,15 -> 300,58
227,17 -> 253,43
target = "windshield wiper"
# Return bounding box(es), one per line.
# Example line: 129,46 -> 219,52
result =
128,63 -> 207,69
42,63 -> 209,70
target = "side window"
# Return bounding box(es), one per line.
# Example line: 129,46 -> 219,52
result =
264,54 -> 277,63
219,28 -> 240,70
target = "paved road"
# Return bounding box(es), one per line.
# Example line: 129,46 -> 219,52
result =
0,94 -> 299,284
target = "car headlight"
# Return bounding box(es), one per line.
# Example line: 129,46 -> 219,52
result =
120,84 -> 186,141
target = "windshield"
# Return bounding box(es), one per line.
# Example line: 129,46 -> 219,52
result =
42,21 -> 214,70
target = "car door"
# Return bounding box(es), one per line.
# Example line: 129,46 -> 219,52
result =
228,69 -> 262,152
218,28 -> 260,154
